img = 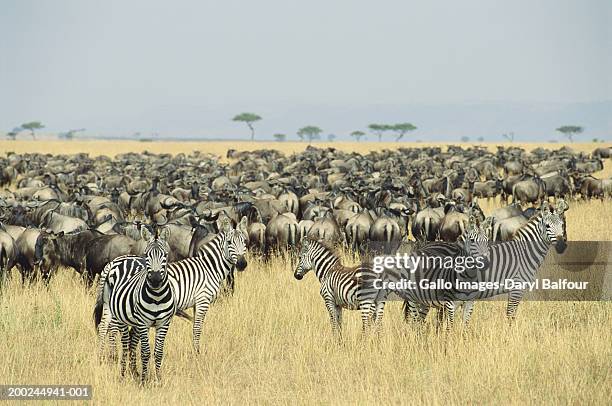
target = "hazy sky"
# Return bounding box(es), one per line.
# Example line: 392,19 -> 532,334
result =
0,0 -> 610,140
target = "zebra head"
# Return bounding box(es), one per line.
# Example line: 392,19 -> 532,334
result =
462,216 -> 490,257
142,226 -> 171,290
294,239 -> 314,280
540,209 -> 567,254
219,216 -> 248,271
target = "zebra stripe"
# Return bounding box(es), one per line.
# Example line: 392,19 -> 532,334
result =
294,238 -> 385,336
94,227 -> 174,382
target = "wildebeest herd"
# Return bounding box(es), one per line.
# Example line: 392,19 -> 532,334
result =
0,144 -> 609,382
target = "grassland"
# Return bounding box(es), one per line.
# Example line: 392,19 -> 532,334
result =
0,141 -> 610,405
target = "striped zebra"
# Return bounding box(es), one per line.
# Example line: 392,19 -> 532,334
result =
98,216 -> 248,355
166,216 -> 248,352
452,206 -> 567,320
94,226 -> 174,382
402,217 -> 491,326
293,238 -> 385,336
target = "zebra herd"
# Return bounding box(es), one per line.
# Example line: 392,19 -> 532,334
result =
294,201 -> 568,336
94,216 -> 248,383
0,146 -> 585,384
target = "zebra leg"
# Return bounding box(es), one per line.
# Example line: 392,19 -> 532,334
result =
128,327 -> 140,378
373,301 -> 385,334
506,290 -> 524,322
324,300 -> 342,337
97,304 -> 113,362
358,302 -> 373,335
107,321 -> 120,362
403,301 -> 429,323
226,269 -> 235,295
462,300 -> 475,325
119,325 -> 130,378
137,326 -> 151,384
445,301 -> 455,330
436,302 -> 455,331
153,322 -> 171,381
192,300 -> 211,353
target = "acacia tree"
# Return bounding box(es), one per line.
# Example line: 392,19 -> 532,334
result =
232,113 -> 262,141
350,130 -> 365,142
556,125 -> 583,143
6,127 -> 22,140
273,133 -> 286,142
58,128 -> 86,140
297,126 -> 322,144
327,134 -> 336,142
391,123 -> 417,141
21,121 -> 44,139
368,124 -> 391,142
477,136 -> 484,142
461,136 -> 470,143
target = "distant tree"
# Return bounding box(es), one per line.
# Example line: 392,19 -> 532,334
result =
273,133 -> 286,142
415,139 -> 422,143
461,136 -> 470,143
297,126 -> 322,144
556,125 -> 583,143
232,113 -> 262,141
350,130 -> 365,142
477,136 -> 484,142
368,124 -> 392,142
502,132 -> 515,142
21,121 -> 44,139
391,123 -> 417,141
6,127 -> 22,140
58,128 -> 86,140
592,138 -> 599,143
327,134 -> 336,142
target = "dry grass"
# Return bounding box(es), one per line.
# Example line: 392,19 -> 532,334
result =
0,141 -> 611,405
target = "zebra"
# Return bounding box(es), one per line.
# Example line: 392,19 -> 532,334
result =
94,226 -> 174,382
165,215 -> 248,352
293,238 -> 385,337
98,216 -> 249,355
452,205 -> 567,320
401,216 -> 492,326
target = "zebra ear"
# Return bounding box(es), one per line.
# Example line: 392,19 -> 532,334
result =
555,199 -> 569,213
237,216 -> 248,234
481,216 -> 493,230
141,226 -> 153,241
159,226 -> 170,241
217,216 -> 232,234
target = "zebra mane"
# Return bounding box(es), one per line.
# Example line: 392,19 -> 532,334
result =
194,231 -> 225,257
515,211 -> 547,239
306,238 -> 341,261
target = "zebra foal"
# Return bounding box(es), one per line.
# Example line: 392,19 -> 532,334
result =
294,238 -> 385,337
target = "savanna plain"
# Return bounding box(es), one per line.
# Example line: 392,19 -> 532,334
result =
0,141 -> 610,405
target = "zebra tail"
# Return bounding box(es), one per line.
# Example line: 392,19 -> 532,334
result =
93,288 -> 104,329
93,262 -> 112,329
176,309 -> 194,321
424,217 -> 431,240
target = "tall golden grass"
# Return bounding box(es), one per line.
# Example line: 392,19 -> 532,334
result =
0,141 -> 610,405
